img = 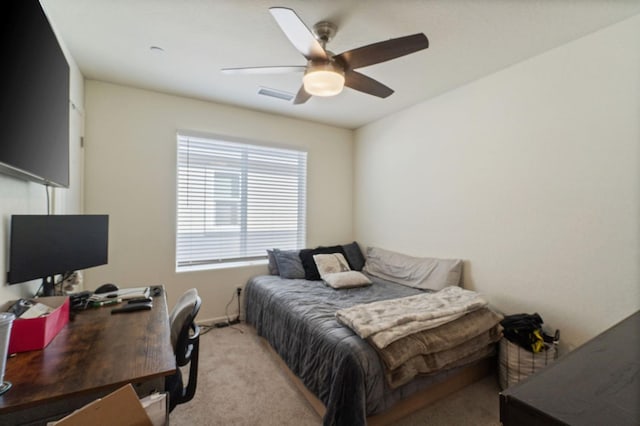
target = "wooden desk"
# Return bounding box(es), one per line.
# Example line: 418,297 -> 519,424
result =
0,288 -> 176,425
500,311 -> 640,426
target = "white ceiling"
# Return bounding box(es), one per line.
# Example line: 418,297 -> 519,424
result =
41,0 -> 640,129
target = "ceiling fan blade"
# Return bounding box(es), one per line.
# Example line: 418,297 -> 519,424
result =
293,85 -> 311,104
334,33 -> 429,70
221,66 -> 306,75
344,70 -> 394,98
269,7 -> 328,61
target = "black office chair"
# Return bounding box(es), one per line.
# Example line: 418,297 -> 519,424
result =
166,288 -> 202,412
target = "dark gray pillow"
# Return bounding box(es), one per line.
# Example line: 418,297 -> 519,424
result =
273,249 -> 305,279
266,249 -> 279,275
342,241 -> 366,271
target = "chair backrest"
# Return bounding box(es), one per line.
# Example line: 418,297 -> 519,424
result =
169,288 -> 201,351
167,288 -> 202,411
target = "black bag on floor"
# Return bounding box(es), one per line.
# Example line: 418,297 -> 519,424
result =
500,313 -> 558,353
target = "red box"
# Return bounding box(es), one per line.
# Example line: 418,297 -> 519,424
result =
2,296 -> 70,354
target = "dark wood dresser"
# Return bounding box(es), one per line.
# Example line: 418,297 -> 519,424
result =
500,310 -> 639,426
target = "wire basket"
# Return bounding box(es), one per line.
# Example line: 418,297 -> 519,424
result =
498,336 -> 558,390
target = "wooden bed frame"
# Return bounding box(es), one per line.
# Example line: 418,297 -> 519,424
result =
260,337 -> 494,425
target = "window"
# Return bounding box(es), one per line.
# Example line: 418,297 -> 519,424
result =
176,133 -> 307,270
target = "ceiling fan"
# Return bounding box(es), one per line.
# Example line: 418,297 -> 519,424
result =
222,7 -> 429,104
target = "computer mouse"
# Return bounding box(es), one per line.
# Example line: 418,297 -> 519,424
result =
95,283 -> 119,294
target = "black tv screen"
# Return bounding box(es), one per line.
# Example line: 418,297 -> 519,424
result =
8,215 -> 109,285
0,0 -> 70,187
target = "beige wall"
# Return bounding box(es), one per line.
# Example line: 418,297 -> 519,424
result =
83,81 -> 354,321
354,15 -> 640,352
0,24 -> 85,302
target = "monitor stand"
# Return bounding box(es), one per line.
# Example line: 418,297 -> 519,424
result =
41,276 -> 55,297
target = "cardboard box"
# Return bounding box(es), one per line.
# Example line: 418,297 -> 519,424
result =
2,296 -> 70,354
52,384 -> 154,426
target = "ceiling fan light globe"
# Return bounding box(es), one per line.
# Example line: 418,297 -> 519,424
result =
303,68 -> 345,97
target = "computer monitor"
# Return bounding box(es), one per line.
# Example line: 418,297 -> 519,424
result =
8,215 -> 109,296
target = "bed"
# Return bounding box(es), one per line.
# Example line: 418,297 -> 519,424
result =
245,268 -> 502,426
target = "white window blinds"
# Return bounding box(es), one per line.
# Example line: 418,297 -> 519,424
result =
176,133 -> 307,269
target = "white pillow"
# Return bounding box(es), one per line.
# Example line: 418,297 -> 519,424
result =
313,253 -> 351,275
313,253 -> 371,289
322,271 -> 372,289
363,247 -> 462,291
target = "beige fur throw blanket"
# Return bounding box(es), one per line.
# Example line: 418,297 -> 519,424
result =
374,307 -> 503,370
335,286 -> 487,348
383,338 -> 499,388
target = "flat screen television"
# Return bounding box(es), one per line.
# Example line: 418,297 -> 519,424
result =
8,215 -> 109,296
0,0 -> 70,187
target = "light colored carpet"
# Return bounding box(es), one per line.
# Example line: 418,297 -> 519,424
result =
171,323 -> 501,426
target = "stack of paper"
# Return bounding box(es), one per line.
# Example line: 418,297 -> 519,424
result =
20,302 -> 54,319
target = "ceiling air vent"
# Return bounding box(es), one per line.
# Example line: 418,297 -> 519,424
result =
257,87 -> 294,102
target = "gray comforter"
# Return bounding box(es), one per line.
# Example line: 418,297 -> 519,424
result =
246,274 -> 491,426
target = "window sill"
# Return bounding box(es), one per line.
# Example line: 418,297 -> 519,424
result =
176,259 -> 268,273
